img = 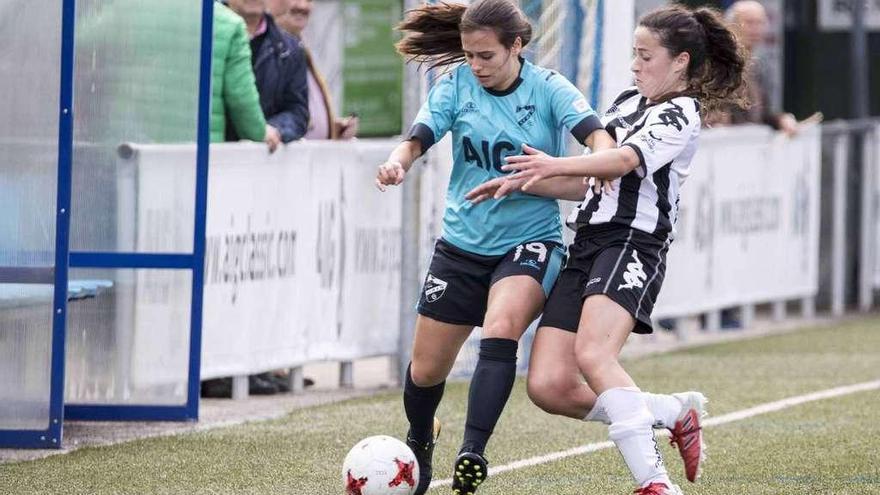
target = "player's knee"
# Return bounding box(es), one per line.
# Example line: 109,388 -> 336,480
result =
574,341 -> 617,377
526,372 -> 571,414
480,317 -> 521,339
408,360 -> 447,387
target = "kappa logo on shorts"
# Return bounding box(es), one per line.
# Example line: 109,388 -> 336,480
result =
617,250 -> 648,291
424,274 -> 448,303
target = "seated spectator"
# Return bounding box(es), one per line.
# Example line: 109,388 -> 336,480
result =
268,0 -> 359,139
211,2 -> 277,151
226,0 -> 309,145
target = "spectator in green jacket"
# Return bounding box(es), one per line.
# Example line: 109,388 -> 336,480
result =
212,2 -> 281,151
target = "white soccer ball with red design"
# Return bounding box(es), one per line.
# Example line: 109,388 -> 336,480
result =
341,435 -> 419,495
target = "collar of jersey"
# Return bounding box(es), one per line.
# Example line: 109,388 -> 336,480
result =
483,57 -> 527,97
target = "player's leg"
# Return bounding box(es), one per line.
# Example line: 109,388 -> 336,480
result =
451,241 -> 563,494
576,231 -> 702,492
407,240 -> 494,495
526,267 -> 600,419
528,246 -> 696,432
406,315 -> 471,495
576,294 -> 678,491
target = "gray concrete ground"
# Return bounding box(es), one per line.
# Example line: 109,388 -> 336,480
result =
0,311 -> 857,465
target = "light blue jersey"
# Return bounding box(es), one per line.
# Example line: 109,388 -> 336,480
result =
408,59 -> 601,256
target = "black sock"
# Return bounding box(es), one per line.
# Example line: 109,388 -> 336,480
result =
404,363 -> 445,445
461,337 -> 518,455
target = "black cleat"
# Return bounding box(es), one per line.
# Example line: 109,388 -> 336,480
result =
406,417 -> 441,495
451,451 -> 488,495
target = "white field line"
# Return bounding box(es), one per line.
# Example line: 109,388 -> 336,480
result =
430,379 -> 880,488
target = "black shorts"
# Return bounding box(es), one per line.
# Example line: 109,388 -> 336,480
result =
417,238 -> 565,327
539,224 -> 669,334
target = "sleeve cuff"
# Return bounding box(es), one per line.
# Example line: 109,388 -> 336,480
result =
570,114 -> 604,145
406,123 -> 436,155
621,143 -> 647,178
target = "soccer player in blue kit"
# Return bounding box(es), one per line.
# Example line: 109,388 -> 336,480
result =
467,5 -> 747,494
375,1 -> 615,493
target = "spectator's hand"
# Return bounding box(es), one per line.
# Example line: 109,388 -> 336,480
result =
778,113 -> 799,137
375,160 -> 406,191
336,116 -> 359,140
265,125 -> 282,153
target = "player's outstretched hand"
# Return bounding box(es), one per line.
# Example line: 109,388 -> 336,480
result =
465,176 -> 526,204
502,143 -> 560,191
585,176 -> 614,195
375,160 -> 406,192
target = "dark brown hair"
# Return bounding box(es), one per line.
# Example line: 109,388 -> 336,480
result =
395,0 -> 532,69
639,5 -> 748,114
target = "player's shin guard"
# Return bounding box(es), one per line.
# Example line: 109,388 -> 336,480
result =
404,363 -> 445,444
460,338 -> 518,455
404,363 -> 445,495
600,387 -> 672,488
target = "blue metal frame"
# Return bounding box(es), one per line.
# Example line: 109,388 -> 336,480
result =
589,0 -> 604,111
561,0 -> 583,85
61,0 -> 214,425
69,252 -> 195,270
0,0 -> 76,449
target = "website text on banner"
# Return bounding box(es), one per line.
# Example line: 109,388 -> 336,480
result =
127,141 -> 402,382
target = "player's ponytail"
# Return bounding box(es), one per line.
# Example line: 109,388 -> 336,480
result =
691,7 -> 748,114
396,0 -> 532,70
638,5 -> 747,115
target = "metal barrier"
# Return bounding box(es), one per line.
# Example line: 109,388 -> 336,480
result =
821,119 -> 880,314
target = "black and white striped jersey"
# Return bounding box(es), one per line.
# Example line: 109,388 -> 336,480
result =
567,87 -> 701,241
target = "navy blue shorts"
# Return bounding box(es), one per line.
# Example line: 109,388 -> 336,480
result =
417,238 -> 565,327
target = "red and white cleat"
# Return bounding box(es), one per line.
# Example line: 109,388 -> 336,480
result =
669,392 -> 707,482
633,482 -> 684,495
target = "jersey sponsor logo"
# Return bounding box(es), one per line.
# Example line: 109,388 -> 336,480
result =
617,250 -> 648,291
519,259 -> 541,270
516,104 -> 536,128
424,273 -> 448,303
651,101 -> 689,131
462,137 -> 516,172
573,97 -> 590,114
461,101 -> 479,114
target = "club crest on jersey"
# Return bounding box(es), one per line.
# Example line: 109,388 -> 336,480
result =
424,274 -> 448,302
618,250 -> 648,291
461,101 -> 479,114
516,104 -> 536,128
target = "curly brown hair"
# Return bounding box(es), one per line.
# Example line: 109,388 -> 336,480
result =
639,5 -> 749,115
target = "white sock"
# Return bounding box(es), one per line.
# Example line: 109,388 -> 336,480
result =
585,392 -> 681,429
642,392 -> 681,429
598,387 -> 671,487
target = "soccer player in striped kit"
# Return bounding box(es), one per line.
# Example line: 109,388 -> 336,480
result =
376,1 -> 613,493
468,5 -> 747,495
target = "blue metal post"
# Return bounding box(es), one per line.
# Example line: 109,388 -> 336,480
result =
589,0 -> 604,110
186,0 -> 215,420
48,0 -> 77,448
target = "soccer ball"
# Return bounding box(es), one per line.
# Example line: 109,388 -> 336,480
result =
341,435 -> 419,495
